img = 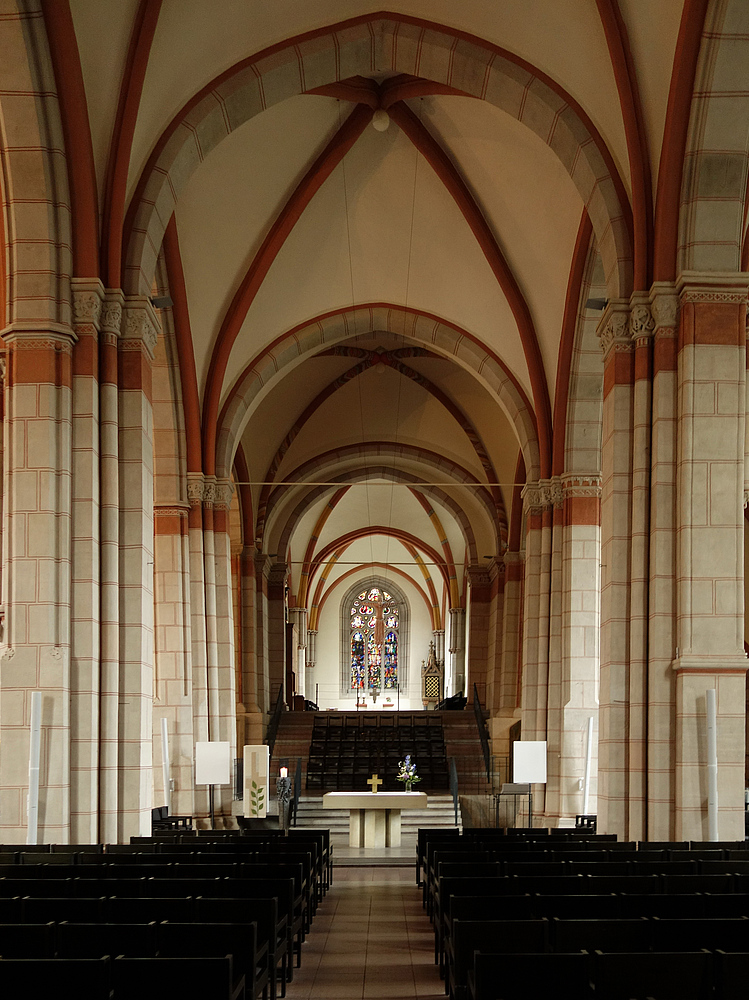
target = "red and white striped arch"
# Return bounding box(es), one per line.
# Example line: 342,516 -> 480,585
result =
216,303 -> 540,483
123,14 -> 634,305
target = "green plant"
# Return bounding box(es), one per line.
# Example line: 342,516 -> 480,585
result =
250,779 -> 265,817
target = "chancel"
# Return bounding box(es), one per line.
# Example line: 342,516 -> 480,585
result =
2,2 -> 749,996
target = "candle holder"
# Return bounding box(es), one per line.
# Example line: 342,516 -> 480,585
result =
276,772 -> 292,833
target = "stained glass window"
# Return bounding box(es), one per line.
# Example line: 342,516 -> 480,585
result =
350,586 -> 399,691
351,631 -> 365,689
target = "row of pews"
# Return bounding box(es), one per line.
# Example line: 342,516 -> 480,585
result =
0,828 -> 331,1000
307,711 -> 448,790
417,826 -> 749,1000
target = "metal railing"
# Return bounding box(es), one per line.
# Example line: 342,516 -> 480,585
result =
265,687 -> 285,759
449,756 -> 459,826
290,757 -> 302,827
473,683 -> 491,782
233,758 -> 243,800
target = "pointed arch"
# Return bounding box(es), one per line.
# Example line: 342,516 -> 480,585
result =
217,303 -> 540,482
0,1 -> 72,326
259,441 -> 498,552
123,14 -> 634,305
272,466 -> 478,565
678,0 -> 749,273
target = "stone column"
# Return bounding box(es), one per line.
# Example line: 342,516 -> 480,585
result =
117,297 -> 157,841
200,476 -> 220,751
467,565 -> 492,706
492,551 -> 523,760
153,504 -> 194,818
520,481 -> 554,745
288,606 -> 307,700
545,480 -> 565,822
306,628 -> 317,703
647,286 -> 680,840
186,475 -> 209,822
0,323 -> 76,842
239,545 -> 263,746
268,562 -> 288,706
98,291 -> 123,844
626,296 -> 655,841
672,274 -> 749,840
433,629 -> 445,669
254,554 -> 271,715
597,301 -> 635,836
552,476 -> 601,825
448,607 -> 466,697
212,479 -> 237,820
70,281 -> 103,842
500,551 -> 523,713
484,560 -> 504,718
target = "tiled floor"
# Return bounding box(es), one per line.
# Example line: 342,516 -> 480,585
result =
287,866 -> 444,999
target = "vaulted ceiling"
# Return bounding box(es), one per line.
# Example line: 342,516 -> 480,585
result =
62,1 -> 686,621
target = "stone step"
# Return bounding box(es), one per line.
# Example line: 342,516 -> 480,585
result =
293,792 -> 461,836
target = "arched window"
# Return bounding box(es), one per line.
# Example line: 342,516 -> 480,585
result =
349,586 -> 400,692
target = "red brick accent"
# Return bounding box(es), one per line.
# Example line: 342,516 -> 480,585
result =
680,301 -> 746,348
634,338 -> 651,381
12,343 -> 72,388
506,560 -> 524,583
565,495 -> 601,526
654,331 -> 677,373
154,513 -> 183,535
603,348 -> 634,397
118,347 -> 152,400
527,512 -> 543,532
73,331 -> 98,377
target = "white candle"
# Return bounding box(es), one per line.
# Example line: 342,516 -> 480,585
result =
280,766 -> 288,778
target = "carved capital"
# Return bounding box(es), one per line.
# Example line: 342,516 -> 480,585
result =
268,562 -> 288,587
597,301 -> 632,358
187,474 -> 206,505
467,565 -> 491,589
122,297 -> 159,358
629,302 -> 654,341
101,290 -> 124,336
71,280 -> 103,328
202,479 -> 218,506
522,478 -> 562,511
213,480 -> 234,510
650,283 -> 679,330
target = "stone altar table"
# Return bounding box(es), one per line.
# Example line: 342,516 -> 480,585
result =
323,791 -> 428,847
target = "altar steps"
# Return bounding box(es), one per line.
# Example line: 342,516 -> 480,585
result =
293,791 -> 461,840
270,709 -> 492,796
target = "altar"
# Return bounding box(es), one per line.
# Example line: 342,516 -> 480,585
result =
323,790 -> 428,847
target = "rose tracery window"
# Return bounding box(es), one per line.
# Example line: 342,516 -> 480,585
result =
350,587 -> 399,691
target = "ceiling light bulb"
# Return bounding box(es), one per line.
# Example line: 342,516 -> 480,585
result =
372,109 -> 390,132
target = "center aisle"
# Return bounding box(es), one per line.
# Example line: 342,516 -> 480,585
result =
286,866 -> 445,999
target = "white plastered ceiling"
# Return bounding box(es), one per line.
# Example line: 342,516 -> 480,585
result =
65,0 -> 685,646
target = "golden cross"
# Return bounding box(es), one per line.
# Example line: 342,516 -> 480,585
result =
367,773 -> 383,794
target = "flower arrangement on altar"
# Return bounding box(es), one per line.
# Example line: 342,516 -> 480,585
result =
396,755 -> 421,793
